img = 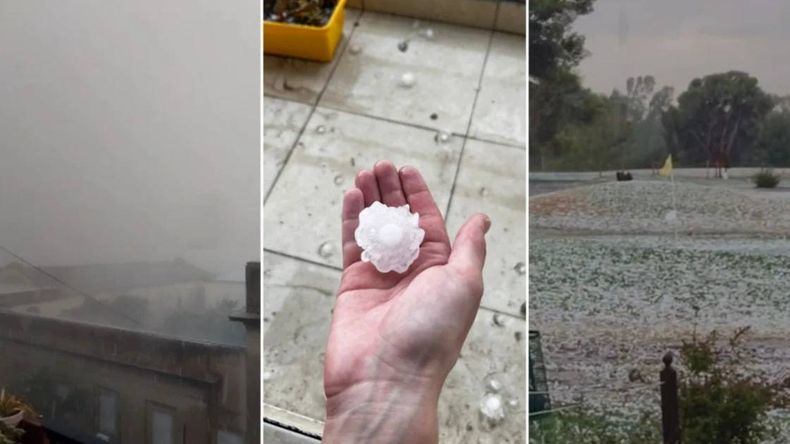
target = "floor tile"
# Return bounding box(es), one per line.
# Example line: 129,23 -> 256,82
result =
264,98 -> 312,196
262,253 -> 525,442
469,32 -> 526,146
320,12 -> 490,134
264,108 -> 462,267
440,310 -> 525,443
263,423 -> 320,444
446,139 -> 526,316
494,1 -> 526,34
363,0 -> 498,29
264,9 -> 362,105
263,251 -> 338,426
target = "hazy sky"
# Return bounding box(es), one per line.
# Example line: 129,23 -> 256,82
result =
0,1 -> 259,274
573,0 -> 790,97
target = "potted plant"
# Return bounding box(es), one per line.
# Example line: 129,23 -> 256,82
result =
0,422 -> 24,444
0,389 -> 35,428
263,0 -> 348,62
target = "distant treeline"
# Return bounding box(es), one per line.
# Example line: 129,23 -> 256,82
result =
529,0 -> 790,172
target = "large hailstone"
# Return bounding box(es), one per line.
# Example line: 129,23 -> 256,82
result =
355,202 -> 425,273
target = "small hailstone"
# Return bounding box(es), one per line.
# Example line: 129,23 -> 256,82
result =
318,241 -> 334,258
349,44 -> 362,54
355,202 -> 425,273
420,28 -> 435,39
399,72 -> 416,88
434,129 -> 451,144
485,375 -> 503,392
479,393 -> 505,424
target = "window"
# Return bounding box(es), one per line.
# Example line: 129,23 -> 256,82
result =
147,403 -> 176,444
97,388 -> 119,439
216,430 -> 243,444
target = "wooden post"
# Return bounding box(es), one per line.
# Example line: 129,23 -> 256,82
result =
660,352 -> 680,444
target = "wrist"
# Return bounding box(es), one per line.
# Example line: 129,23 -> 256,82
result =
323,377 -> 442,444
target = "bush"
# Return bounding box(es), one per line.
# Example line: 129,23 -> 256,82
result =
529,406 -> 660,444
679,328 -> 789,444
753,170 -> 781,188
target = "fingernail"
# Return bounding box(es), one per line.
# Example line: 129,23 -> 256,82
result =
482,215 -> 491,233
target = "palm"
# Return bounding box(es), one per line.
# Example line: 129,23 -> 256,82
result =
324,161 -> 487,400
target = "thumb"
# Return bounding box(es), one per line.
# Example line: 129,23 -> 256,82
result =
448,213 -> 490,275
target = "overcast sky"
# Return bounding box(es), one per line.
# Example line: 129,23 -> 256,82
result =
573,0 -> 790,97
1,1 -> 258,273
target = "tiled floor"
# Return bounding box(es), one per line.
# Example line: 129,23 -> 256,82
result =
469,32 -> 526,146
264,107 -> 463,267
264,8 -> 525,442
320,13 -> 490,134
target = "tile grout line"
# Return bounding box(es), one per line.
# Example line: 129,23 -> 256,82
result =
352,3 -> 507,34
263,11 -> 364,205
464,134 -> 524,150
264,248 -> 344,273
263,92 -> 526,151
443,7 -> 498,219
264,246 -> 524,319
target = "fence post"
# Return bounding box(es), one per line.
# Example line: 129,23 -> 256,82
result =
660,351 -> 680,444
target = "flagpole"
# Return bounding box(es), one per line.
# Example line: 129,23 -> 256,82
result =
671,167 -> 678,241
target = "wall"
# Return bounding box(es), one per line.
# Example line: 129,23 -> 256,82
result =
0,311 -> 247,443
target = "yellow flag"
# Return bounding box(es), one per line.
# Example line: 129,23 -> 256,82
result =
659,154 -> 673,177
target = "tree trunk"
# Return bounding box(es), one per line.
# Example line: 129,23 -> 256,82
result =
724,114 -> 742,171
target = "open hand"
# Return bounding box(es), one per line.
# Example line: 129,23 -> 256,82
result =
323,160 -> 490,443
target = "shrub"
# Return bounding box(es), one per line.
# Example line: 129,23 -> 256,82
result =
753,170 -> 781,188
529,406 -> 660,444
679,328 -> 789,444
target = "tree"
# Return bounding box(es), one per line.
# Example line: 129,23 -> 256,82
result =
663,71 -> 774,175
615,75 -> 656,122
529,71 -> 600,169
606,78 -> 673,170
549,93 -> 627,172
529,0 -> 596,170
533,75 -> 674,172
754,109 -> 790,167
529,0 -> 594,81
648,85 -> 674,119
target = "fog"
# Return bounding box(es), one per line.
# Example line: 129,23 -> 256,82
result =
0,1 -> 259,276
0,1 -> 259,344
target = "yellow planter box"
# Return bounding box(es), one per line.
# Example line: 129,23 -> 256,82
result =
263,0 -> 347,63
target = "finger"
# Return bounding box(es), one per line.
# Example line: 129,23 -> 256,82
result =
341,188 -> 365,268
448,213 -> 490,276
399,166 -> 450,247
374,160 -> 407,207
355,169 -> 380,206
